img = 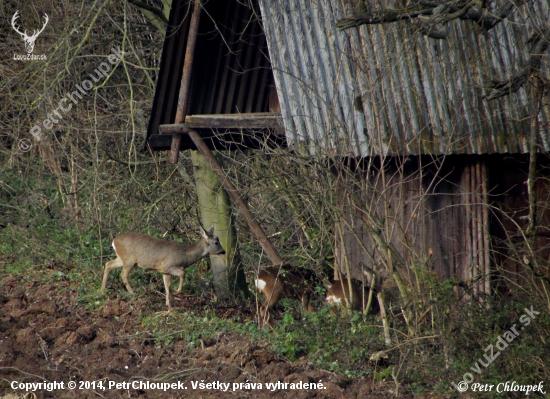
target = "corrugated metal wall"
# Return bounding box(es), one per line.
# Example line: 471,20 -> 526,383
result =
258,0 -> 550,156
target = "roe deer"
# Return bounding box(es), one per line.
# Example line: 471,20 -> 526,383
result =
101,226 -> 225,308
326,279 -> 379,314
254,266 -> 316,320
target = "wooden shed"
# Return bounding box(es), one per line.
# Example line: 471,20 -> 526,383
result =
147,0 -> 550,296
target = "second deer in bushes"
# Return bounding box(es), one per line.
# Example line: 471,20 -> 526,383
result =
101,226 -> 225,308
326,279 -> 379,314
254,266 -> 317,320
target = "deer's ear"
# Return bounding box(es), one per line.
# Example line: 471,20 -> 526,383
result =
199,225 -> 208,238
208,225 -> 215,236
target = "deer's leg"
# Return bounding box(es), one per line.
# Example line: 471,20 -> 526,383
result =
164,267 -> 185,295
301,291 -> 313,312
101,256 -> 124,291
120,262 -> 136,294
162,268 -> 185,308
262,283 -> 282,319
174,269 -> 185,294
162,274 -> 172,308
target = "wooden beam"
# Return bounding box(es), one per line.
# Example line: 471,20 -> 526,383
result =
186,113 -> 282,129
170,0 -> 202,164
159,113 -> 282,135
159,124 -> 190,135
188,129 -> 285,265
169,134 -> 182,161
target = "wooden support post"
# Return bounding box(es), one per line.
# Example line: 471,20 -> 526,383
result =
169,0 -> 202,164
188,129 -> 285,265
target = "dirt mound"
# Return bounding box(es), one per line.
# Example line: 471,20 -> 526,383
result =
0,277 -> 406,398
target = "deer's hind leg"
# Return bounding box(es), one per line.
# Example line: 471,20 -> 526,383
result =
120,261 -> 137,294
260,281 -> 283,319
101,256 -> 124,292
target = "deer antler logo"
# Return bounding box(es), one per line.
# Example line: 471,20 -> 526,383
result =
11,11 -> 49,55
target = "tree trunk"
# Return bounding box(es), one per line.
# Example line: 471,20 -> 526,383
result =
191,150 -> 249,302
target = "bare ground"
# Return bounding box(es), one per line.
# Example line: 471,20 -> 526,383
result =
0,275 -> 438,399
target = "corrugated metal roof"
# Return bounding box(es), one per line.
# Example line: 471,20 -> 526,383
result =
147,0 -> 277,151
259,0 -> 550,156
146,0 -> 192,142
187,0 -> 273,115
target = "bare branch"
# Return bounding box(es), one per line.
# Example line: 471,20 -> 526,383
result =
337,0 -> 530,32
467,0 -> 530,31
485,27 -> 550,100
127,0 -> 168,28
336,4 -> 433,30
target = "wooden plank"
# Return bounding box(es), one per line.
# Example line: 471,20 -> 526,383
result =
159,113 -> 283,134
186,113 -> 282,129
159,124 -> 190,135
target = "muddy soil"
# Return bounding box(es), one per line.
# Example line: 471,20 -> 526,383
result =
0,276 -> 426,398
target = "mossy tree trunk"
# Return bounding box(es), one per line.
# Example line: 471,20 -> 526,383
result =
191,150 -> 249,302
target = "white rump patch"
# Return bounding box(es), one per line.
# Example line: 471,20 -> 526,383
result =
112,241 -> 117,252
254,279 -> 267,291
326,294 -> 342,304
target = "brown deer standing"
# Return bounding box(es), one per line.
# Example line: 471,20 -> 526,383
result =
101,226 -> 225,308
254,266 -> 317,320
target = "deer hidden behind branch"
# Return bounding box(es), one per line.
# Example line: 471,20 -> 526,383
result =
101,226 -> 225,308
254,266 -> 317,320
326,279 -> 379,315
